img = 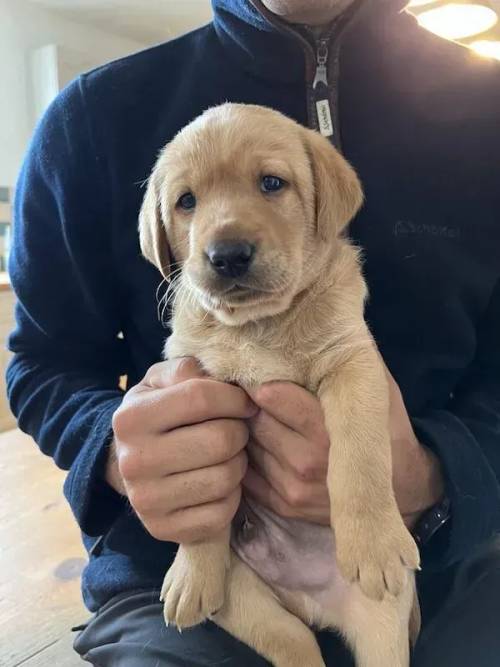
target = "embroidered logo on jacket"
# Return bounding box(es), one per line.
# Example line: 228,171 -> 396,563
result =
394,220 -> 461,239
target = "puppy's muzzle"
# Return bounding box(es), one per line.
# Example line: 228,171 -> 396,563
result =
206,240 -> 256,278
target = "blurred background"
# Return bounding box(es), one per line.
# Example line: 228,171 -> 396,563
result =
0,1 -> 499,666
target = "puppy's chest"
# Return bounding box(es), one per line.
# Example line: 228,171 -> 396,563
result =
165,324 -> 308,389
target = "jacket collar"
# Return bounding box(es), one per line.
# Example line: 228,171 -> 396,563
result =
212,0 -> 410,83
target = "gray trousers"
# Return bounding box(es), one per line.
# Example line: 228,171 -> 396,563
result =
74,540 -> 500,666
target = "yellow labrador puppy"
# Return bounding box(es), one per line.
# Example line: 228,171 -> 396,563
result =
139,103 -> 420,667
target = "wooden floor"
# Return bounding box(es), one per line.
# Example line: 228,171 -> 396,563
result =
0,429 -> 88,666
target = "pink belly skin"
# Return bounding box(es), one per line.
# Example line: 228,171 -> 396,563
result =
231,498 -> 350,611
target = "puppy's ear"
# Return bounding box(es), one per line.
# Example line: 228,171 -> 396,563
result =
138,168 -> 171,279
303,128 -> 364,242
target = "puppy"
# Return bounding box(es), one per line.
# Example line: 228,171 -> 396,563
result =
139,103 -> 420,667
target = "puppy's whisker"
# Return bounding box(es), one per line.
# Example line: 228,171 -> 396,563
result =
156,268 -> 185,326
171,274 -> 193,315
156,279 -> 169,324
155,277 -> 168,303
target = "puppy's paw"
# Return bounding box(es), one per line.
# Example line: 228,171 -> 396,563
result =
161,552 -> 228,629
335,509 -> 420,600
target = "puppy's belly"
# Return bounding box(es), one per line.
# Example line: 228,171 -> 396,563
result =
232,499 -> 350,616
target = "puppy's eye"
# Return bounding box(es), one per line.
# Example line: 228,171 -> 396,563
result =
177,192 -> 196,211
261,175 -> 286,193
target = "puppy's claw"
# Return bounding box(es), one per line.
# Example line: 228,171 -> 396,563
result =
336,510 -> 419,600
161,557 -> 227,630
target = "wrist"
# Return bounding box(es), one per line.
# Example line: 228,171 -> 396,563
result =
405,445 -> 444,528
394,439 -> 444,521
417,444 -> 445,510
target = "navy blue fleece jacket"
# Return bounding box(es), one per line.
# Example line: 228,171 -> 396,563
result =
7,0 -> 500,611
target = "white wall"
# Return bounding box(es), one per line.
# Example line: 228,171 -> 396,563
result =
0,0 -> 147,188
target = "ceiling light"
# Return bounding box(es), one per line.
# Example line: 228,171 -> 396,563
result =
417,3 -> 498,40
470,39 -> 500,59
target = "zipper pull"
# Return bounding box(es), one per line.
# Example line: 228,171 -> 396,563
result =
313,39 -> 329,89
312,38 -> 334,137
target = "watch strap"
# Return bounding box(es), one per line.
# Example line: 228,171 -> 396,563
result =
412,496 -> 451,547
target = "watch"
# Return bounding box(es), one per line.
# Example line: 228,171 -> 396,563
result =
412,496 -> 451,547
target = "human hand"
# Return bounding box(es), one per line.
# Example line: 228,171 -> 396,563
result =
243,373 -> 444,530
110,358 -> 257,543
243,382 -> 331,525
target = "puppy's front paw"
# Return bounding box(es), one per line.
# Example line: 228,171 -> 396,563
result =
161,551 -> 228,629
335,509 -> 420,600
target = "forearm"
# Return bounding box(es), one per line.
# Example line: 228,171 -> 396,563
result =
7,352 -> 126,534
395,442 -> 445,528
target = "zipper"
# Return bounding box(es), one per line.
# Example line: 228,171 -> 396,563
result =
306,1 -> 364,148
305,12 -> 354,149
312,39 -> 329,89
311,37 -> 335,140
251,0 -> 363,149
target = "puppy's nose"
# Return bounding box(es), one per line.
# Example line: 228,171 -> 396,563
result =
206,240 -> 256,278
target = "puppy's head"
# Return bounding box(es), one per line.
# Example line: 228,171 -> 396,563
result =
139,103 -> 363,326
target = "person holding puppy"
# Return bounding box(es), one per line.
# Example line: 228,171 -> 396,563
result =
7,1 -> 500,666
